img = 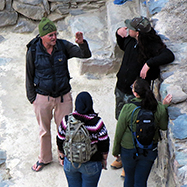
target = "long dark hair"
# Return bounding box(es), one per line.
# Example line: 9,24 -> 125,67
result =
138,27 -> 166,65
133,78 -> 158,112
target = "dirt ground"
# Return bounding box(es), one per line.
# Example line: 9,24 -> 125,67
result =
0,30 -> 160,187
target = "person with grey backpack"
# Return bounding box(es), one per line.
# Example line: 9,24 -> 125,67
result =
57,91 -> 110,187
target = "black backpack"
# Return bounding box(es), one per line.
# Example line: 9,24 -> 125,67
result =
129,102 -> 156,152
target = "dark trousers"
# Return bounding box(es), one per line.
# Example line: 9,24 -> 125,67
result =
115,87 -> 134,120
121,146 -> 158,187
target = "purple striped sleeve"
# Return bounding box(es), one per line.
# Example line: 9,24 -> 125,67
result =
57,117 -> 67,140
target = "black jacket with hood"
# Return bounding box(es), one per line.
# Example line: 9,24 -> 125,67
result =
116,31 -> 175,94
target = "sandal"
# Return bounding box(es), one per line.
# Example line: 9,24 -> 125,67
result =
31,161 -> 49,172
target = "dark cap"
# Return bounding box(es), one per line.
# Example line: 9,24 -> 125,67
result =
125,16 -> 151,33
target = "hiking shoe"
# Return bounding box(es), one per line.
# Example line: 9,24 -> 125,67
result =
121,169 -> 125,179
111,158 -> 122,169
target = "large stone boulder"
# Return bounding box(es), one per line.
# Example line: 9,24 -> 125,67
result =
0,0 -> 5,11
0,11 -> 18,27
12,0 -> 47,20
153,0 -> 187,42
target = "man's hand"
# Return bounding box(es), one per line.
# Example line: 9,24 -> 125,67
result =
117,27 -> 129,38
140,63 -> 150,79
75,32 -> 84,44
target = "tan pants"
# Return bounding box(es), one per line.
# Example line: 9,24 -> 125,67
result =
33,92 -> 73,163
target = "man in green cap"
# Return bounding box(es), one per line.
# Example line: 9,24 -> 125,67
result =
26,17 -> 91,172
111,16 -> 175,178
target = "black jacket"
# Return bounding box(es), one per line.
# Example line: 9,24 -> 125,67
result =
116,31 -> 175,94
33,39 -> 71,98
26,38 -> 91,103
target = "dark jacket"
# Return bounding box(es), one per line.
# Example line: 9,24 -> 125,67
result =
26,38 -> 91,103
34,39 -> 70,97
116,31 -> 175,94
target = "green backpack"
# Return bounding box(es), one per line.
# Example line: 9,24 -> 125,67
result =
63,114 -> 97,168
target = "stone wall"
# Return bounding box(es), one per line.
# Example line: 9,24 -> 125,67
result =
153,1 -> 187,186
0,0 -> 106,28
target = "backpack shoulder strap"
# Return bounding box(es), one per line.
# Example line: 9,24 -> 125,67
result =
26,34 -> 40,49
26,34 -> 40,62
58,39 -> 69,58
129,106 -> 141,132
128,105 -> 141,157
67,114 -> 85,139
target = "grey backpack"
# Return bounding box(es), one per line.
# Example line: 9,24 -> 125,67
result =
63,114 -> 97,167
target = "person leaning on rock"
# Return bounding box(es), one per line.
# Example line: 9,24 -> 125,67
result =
25,17 -> 92,172
112,78 -> 172,187
111,16 -> 175,178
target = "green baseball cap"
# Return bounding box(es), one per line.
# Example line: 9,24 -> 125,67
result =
125,16 -> 151,33
38,17 -> 57,37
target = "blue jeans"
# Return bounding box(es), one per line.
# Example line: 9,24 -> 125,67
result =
63,157 -> 102,187
121,146 -> 158,187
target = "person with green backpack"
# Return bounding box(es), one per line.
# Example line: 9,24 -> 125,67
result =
57,91 -> 110,187
112,78 -> 172,187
